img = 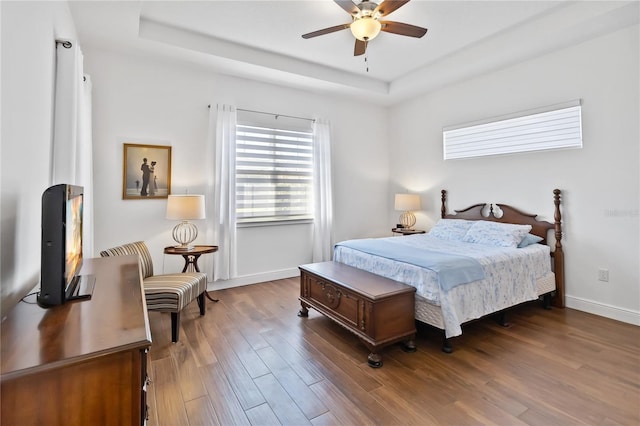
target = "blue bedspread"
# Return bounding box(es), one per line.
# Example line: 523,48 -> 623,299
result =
335,238 -> 485,291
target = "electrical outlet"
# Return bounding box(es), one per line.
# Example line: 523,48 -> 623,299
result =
598,269 -> 609,282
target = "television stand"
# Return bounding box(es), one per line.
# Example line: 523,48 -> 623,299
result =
66,274 -> 96,301
2,256 -> 152,425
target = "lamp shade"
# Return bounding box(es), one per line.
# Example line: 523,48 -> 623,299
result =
166,195 -> 205,220
394,193 -> 420,212
350,17 -> 382,41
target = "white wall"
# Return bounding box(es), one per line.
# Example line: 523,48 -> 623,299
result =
1,1 -> 78,316
3,2 -> 636,327
389,25 -> 640,325
84,49 -> 390,288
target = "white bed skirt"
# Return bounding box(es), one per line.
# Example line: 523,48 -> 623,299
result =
415,272 -> 556,330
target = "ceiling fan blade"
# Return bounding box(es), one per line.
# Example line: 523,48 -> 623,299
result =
374,0 -> 411,17
354,39 -> 366,56
334,0 -> 359,16
302,23 -> 351,39
380,21 -> 427,38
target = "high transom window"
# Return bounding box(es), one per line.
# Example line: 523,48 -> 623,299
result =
443,101 -> 583,160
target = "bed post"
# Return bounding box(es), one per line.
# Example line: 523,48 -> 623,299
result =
441,190 -> 447,218
552,189 -> 565,308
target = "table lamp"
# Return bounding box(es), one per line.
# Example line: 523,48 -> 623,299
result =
166,194 -> 205,251
394,193 -> 420,230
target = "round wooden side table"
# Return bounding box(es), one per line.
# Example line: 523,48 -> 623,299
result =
164,245 -> 219,302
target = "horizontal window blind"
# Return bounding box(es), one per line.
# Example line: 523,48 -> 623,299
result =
443,102 -> 582,160
236,124 -> 313,223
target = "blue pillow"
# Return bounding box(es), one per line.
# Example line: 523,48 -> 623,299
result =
518,233 -> 543,248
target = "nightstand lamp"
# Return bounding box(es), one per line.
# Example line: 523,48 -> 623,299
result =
395,193 -> 420,230
166,194 -> 205,251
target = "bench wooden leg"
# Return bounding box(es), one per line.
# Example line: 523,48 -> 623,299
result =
298,302 -> 309,317
367,352 -> 383,368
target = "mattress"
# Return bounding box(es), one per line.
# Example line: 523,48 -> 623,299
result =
333,234 -> 555,338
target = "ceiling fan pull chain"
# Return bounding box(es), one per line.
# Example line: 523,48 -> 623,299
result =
365,41 -> 369,72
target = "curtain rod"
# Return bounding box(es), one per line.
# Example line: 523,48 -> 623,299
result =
55,40 -> 72,49
208,104 -> 315,123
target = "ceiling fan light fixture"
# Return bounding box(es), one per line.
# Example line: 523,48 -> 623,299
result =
350,17 -> 381,41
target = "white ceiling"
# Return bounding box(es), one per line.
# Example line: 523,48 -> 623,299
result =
69,0 -> 639,105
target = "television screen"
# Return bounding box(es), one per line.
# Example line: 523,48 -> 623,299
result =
65,192 -> 83,292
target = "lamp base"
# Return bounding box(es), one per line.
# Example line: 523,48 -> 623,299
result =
172,221 -> 198,251
399,211 -> 416,230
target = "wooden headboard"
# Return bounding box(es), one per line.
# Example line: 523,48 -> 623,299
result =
440,189 -> 565,308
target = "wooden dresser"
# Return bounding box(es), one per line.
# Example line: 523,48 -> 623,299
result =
1,255 -> 152,426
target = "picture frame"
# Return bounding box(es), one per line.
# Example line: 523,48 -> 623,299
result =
122,143 -> 172,199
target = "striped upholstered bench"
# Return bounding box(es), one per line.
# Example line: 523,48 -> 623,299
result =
100,241 -> 207,342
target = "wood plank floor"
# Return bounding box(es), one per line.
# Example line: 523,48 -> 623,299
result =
146,277 -> 640,426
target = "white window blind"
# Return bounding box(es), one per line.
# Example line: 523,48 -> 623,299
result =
236,123 -> 313,223
443,101 -> 582,160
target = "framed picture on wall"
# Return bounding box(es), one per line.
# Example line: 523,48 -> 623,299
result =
122,143 -> 172,199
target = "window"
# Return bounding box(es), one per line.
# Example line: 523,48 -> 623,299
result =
443,101 -> 582,160
235,123 -> 313,223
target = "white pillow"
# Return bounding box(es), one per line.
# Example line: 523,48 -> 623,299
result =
428,219 -> 475,241
462,220 -> 532,248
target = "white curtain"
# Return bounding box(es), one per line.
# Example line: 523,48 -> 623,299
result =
311,118 -> 334,262
51,41 -> 79,184
77,75 -> 93,256
206,105 -> 238,280
52,40 -> 94,256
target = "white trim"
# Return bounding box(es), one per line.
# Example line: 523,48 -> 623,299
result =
443,100 -> 582,132
237,218 -> 313,228
207,267 -> 299,290
566,295 -> 640,326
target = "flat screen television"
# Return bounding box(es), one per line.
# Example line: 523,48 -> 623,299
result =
37,184 -> 94,308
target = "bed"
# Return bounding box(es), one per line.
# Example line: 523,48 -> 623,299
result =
333,189 -> 565,352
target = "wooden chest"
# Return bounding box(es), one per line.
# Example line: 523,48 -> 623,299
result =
298,261 -> 416,367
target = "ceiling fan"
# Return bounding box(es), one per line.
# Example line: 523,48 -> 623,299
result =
302,0 -> 428,56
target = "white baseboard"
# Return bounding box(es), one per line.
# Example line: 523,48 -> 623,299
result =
207,268 -> 299,291
208,274 -> 640,327
566,295 -> 640,326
